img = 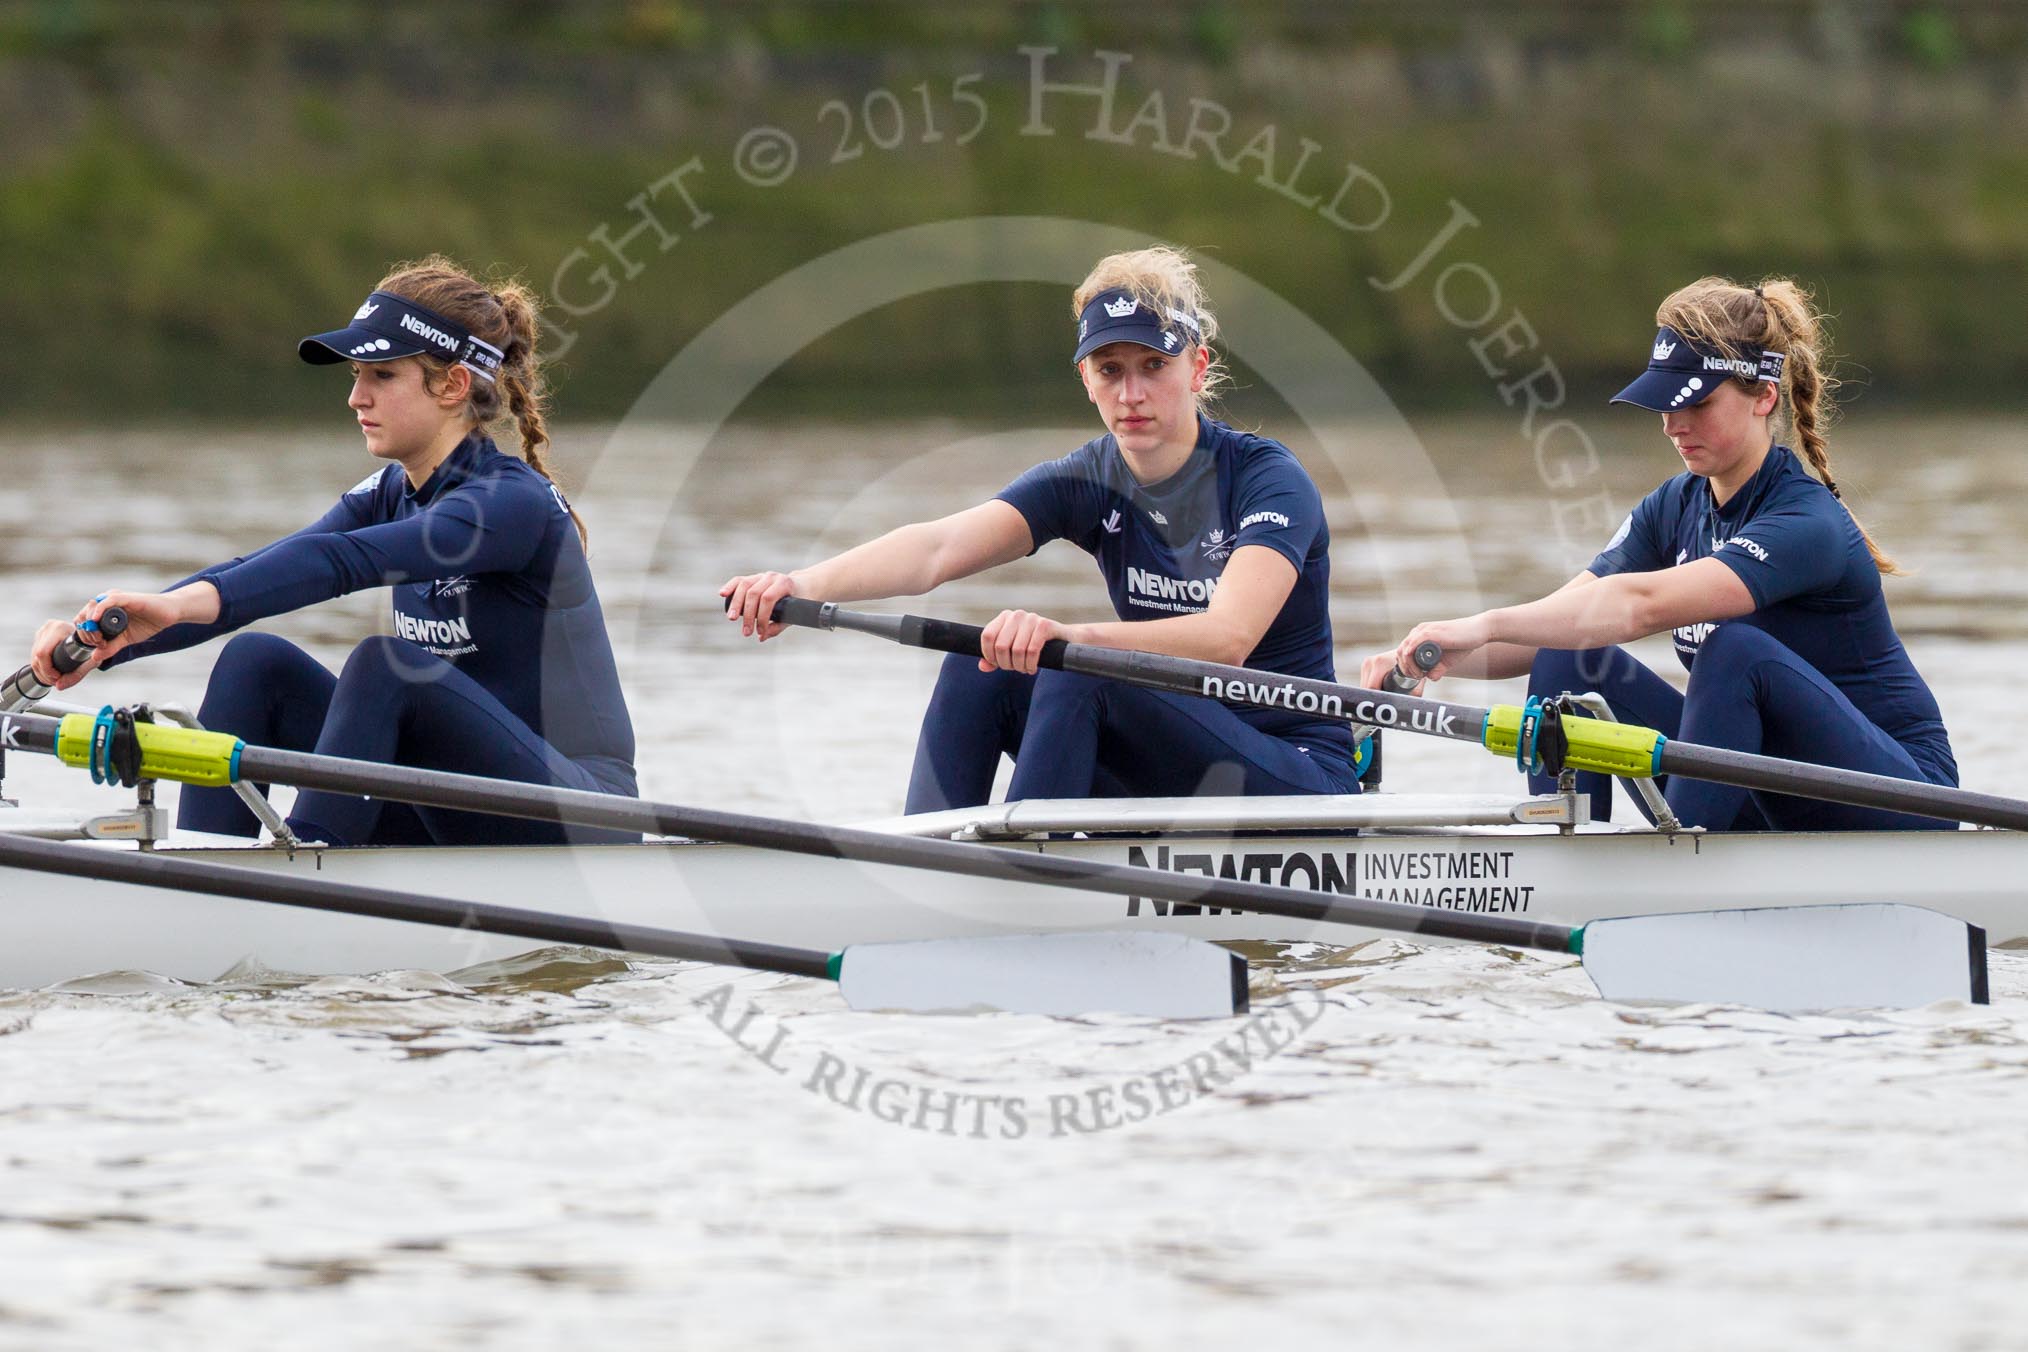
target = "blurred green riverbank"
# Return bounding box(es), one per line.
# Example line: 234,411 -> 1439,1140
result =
5,0 -> 2027,421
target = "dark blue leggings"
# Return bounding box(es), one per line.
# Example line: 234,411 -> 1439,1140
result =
178,632 -> 638,846
1527,624 -> 1956,831
904,654 -> 1358,812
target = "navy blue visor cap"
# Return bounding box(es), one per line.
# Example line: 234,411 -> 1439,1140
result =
1072,288 -> 1203,364
1611,326 -> 1786,412
299,291 -> 505,383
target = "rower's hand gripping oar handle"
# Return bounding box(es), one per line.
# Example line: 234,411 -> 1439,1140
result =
1364,643 -> 1440,785
58,606 -> 129,674
1,606 -> 129,710
772,598 -> 1445,691
1378,643 -> 1441,695
768,596 -> 1070,667
770,596 -> 1446,686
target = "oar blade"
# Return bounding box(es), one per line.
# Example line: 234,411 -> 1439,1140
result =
1579,903 -> 1988,1012
836,931 -> 1248,1019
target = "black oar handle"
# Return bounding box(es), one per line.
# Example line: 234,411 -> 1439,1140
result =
1,606 -> 129,708
54,606 -> 129,675
772,596 -> 1073,668
770,598 -> 1443,686
1367,645 -> 1438,785
906,613 -> 1069,668
1377,642 -> 1443,692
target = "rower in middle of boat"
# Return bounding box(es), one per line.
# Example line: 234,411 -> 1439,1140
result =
1368,275 -> 1956,831
721,245 -> 1359,810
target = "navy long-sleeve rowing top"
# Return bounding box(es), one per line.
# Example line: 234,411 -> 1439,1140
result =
107,435 -> 636,779
995,414 -> 1349,756
1590,444 -> 1952,780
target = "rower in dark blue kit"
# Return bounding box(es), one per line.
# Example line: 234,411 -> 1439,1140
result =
1368,276 -> 1956,831
24,256 -> 638,845
722,245 -> 1359,809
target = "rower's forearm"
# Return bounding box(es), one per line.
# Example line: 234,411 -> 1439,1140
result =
1443,642 -> 1538,681
795,524 -> 945,602
1070,614 -> 1259,667
168,582 -> 221,625
1485,577 -> 1647,651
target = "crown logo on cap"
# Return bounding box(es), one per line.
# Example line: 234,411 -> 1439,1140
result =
1103,296 -> 1139,318
1652,337 -> 1676,360
354,301 -> 380,322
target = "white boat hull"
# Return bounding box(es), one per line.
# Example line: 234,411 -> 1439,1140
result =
1,800 -> 2020,988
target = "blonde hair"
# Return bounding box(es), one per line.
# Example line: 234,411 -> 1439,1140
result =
1657,275 -> 1898,575
374,255 -> 586,547
1072,245 -> 1229,408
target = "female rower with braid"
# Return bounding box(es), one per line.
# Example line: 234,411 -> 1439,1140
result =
24,256 -> 637,845
1370,276 -> 1955,831
722,245 -> 1358,810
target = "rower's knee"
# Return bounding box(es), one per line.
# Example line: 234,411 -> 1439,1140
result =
199,632 -> 317,724
924,653 -> 1034,728
1693,622 -> 1779,666
928,650 -> 1018,694
1531,645 -> 1604,693
208,631 -> 308,688
1530,645 -> 1631,697
338,634 -> 402,682
336,635 -> 444,702
1027,668 -> 1108,710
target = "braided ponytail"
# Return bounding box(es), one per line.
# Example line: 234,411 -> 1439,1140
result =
1756,279 -> 1898,575
492,281 -> 587,548
375,255 -> 589,548
1658,275 -> 1900,576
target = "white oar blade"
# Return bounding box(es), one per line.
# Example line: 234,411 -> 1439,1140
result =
836,931 -> 1247,1019
1580,903 -> 1988,1012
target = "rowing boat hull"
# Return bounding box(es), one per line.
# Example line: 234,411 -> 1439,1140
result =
1,818 -> 2019,988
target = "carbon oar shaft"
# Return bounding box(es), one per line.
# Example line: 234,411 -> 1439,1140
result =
771,598 -> 2028,833
0,829 -> 834,977
1657,741 -> 2028,829
0,708 -> 1576,953
800,599 -> 1490,747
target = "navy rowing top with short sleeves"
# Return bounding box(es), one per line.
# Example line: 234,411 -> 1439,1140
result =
995,414 -> 1347,751
1589,444 -> 1952,776
106,435 -> 636,778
